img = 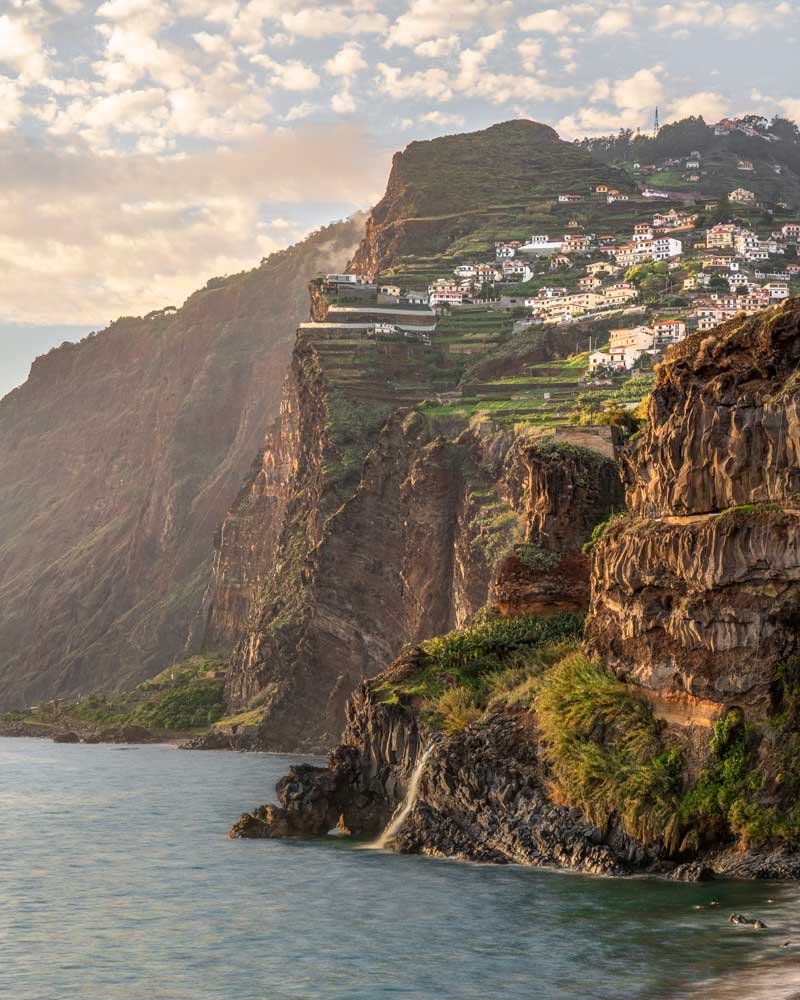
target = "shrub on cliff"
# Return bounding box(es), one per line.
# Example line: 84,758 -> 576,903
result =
420,612 -> 584,697
680,664 -> 800,850
535,653 -> 683,850
377,613 -> 584,724
434,687 -> 483,734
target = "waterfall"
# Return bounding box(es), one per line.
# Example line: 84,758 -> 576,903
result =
372,742 -> 437,850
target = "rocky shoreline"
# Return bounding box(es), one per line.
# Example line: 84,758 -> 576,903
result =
228,682 -> 800,882
0,719 -> 174,744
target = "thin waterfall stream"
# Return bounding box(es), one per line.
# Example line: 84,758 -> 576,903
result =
372,742 -> 437,850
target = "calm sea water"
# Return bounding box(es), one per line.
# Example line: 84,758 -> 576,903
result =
2,738 -> 799,1000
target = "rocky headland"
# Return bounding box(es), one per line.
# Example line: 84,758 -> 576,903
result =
231,299 -> 800,880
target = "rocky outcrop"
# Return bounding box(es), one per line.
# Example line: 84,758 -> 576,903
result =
585,509 -> 800,719
492,434 -> 624,617
585,300 -> 800,723
0,219 -> 363,711
623,304 -> 800,517
231,661 -> 424,836
230,670 -> 657,876
208,412 -> 621,751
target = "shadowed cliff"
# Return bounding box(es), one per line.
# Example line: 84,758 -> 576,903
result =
0,218 -> 364,710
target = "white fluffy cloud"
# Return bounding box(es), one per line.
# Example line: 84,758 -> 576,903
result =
0,13 -> 49,81
387,0 -> 506,47
667,90 -> 730,122
518,8 -> 569,33
375,63 -> 454,101
325,42 -> 367,78
414,35 -> 460,58
613,67 -> 664,114
255,56 -> 321,91
594,9 -> 632,34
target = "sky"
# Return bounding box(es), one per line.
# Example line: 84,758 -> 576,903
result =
1,0 -> 799,398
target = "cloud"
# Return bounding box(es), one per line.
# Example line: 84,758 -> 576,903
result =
255,56 -> 321,91
518,8 -> 569,33
655,1 -> 777,31
374,63 -> 453,101
595,9 -> 633,34
280,6 -> 388,38
387,0 -> 505,47
613,67 -> 664,114
0,13 -> 49,81
331,85 -> 356,113
517,38 -> 541,71
283,100 -> 315,121
0,125 -> 390,325
556,106 -> 629,138
414,35 -> 460,57
667,90 -> 730,122
325,42 -> 367,78
0,75 -> 25,129
420,110 -> 465,127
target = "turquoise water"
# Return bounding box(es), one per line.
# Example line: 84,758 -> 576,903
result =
3,738 -> 798,1000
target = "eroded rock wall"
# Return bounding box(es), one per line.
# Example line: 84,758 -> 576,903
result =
585,299 -> 800,722
209,410 -> 622,750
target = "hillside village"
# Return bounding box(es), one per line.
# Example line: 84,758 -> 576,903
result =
297,116 -> 800,434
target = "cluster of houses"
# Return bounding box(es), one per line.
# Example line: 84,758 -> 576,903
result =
558,185 -> 631,205
321,193 -> 798,366
588,320 -> 688,372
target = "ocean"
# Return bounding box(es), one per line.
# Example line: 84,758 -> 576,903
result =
2,738 -> 798,1000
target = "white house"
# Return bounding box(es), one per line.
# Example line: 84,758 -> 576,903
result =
520,234 -> 564,255
609,345 -> 649,370
642,188 -> 670,199
729,188 -> 756,204
652,319 -> 686,348
558,194 -> 583,203
763,281 -> 790,300
588,350 -> 613,370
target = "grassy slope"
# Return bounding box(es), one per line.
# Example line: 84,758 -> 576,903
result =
3,654 -> 227,733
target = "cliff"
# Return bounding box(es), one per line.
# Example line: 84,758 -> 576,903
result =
0,218 -> 363,710
230,298 -> 800,878
200,120 -> 629,751
585,300 -> 800,723
205,398 -> 622,749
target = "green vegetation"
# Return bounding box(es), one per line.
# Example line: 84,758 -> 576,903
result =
374,612 -> 584,727
581,511 -> 627,555
535,653 -> 683,850
26,655 -> 227,732
679,662 -> 800,849
515,543 -> 560,573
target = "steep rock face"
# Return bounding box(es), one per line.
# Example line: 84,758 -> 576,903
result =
585,299 -> 800,721
209,413 -> 621,750
624,303 -> 800,517
585,510 -> 800,719
0,219 -> 363,710
492,434 -> 624,617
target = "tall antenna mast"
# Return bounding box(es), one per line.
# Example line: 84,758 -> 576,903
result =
653,106 -> 660,137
